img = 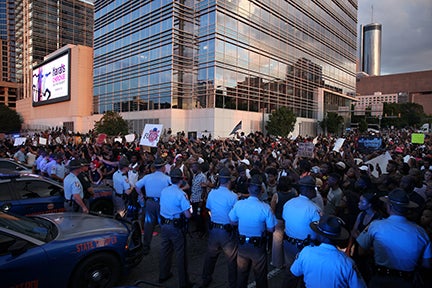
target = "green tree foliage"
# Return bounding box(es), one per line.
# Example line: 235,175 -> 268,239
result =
266,106 -> 296,137
400,103 -> 425,127
0,104 -> 23,133
381,102 -> 425,128
358,118 -> 368,132
94,111 -> 129,136
320,112 -> 344,135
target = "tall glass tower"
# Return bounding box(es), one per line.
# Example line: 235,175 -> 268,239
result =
94,0 -> 357,135
360,23 -> 382,76
15,0 -> 94,100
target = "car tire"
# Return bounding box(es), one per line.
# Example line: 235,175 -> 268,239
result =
69,253 -> 120,288
90,199 -> 114,215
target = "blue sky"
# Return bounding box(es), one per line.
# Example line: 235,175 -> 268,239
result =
358,0 -> 432,75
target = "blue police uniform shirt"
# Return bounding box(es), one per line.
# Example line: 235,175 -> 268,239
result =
160,185 -> 191,219
113,170 -> 130,195
291,243 -> 367,288
64,173 -> 83,200
135,170 -> 171,197
229,196 -> 276,237
37,157 -> 48,171
283,195 -> 321,240
356,215 -> 432,271
206,186 -> 238,224
43,159 -> 56,176
51,163 -> 65,179
35,155 -> 44,168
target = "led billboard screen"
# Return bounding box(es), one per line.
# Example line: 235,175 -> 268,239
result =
32,49 -> 71,106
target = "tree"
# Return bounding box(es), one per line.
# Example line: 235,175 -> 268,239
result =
0,104 -> 23,133
94,111 -> 129,136
266,106 -> 296,137
320,112 -> 344,135
358,118 -> 368,132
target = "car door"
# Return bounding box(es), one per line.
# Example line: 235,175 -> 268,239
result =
0,180 -> 18,213
0,231 -> 50,287
12,178 -> 65,215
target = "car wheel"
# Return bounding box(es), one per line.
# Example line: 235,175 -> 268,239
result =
90,199 -> 114,215
69,253 -> 120,288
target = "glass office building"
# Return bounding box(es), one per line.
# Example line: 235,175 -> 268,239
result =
15,0 -> 94,100
94,0 -> 357,135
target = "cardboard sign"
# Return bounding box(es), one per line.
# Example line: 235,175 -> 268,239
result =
297,142 -> 315,158
140,124 -> 163,147
411,133 -> 425,144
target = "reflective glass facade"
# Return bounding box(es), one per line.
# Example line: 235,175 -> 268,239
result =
15,0 -> 94,100
94,0 -> 357,119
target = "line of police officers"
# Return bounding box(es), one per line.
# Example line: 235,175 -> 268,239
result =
65,157 -> 432,288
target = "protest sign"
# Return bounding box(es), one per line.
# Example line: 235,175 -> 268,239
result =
140,124 -> 163,147
13,137 -> 26,146
411,133 -> 425,144
332,138 -> 345,152
365,151 -> 393,178
357,136 -> 383,153
297,142 -> 315,158
39,137 -> 47,145
125,134 -> 135,143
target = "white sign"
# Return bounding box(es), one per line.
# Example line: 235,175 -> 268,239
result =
14,137 -> 27,146
114,137 -> 122,143
140,124 -> 163,147
365,152 -> 393,178
39,137 -> 47,145
125,133 -> 135,143
332,138 -> 345,152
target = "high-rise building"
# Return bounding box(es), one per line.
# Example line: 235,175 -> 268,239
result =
0,0 -> 18,108
360,23 -> 381,76
14,0 -> 94,101
92,0 -> 357,136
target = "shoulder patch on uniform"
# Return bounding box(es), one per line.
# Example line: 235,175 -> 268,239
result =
74,181 -> 81,188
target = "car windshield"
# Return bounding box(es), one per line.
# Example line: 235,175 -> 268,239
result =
0,212 -> 57,242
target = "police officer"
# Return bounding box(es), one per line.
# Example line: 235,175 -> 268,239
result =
64,159 -> 88,213
77,159 -> 94,208
282,175 -> 321,287
201,167 -> 238,288
229,174 -> 276,288
135,157 -> 171,255
112,157 -> 134,218
357,188 -> 432,288
159,168 -> 193,288
50,153 -> 65,183
290,215 -> 366,288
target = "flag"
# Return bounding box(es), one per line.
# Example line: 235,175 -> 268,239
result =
229,121 -> 242,135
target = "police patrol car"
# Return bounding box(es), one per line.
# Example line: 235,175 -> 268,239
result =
0,211 -> 143,287
0,169 -> 114,216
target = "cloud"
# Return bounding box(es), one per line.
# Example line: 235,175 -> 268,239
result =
358,0 -> 432,74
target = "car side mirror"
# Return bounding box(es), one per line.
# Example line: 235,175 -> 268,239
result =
8,239 -> 28,257
1,203 -> 11,212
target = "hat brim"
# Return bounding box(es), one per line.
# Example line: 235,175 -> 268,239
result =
379,196 -> 418,208
153,162 -> 166,168
67,165 -> 82,170
309,221 -> 350,241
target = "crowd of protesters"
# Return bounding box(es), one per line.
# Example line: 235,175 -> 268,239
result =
1,126 -> 432,287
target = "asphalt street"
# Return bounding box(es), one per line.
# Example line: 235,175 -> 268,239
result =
117,225 -> 286,288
